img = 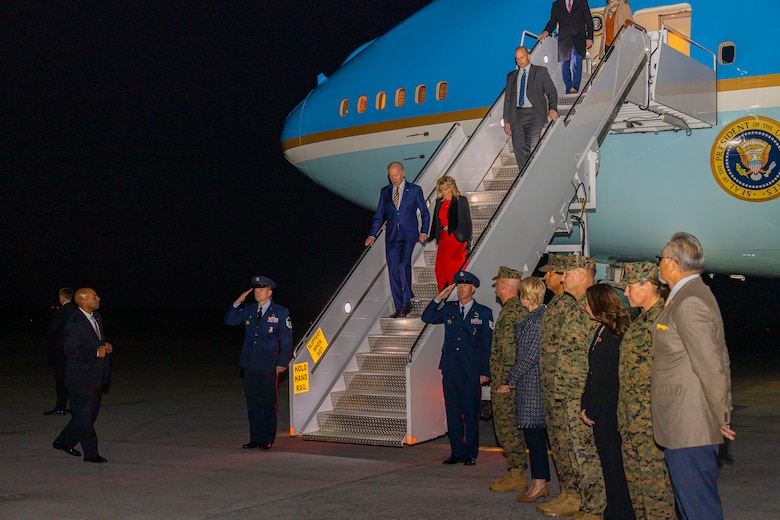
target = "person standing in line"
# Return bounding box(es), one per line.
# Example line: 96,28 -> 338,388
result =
428,176 -> 472,291
617,262 -> 676,520
503,46 -> 559,171
365,161 -> 430,318
546,255 -> 605,519
44,287 -> 76,416
225,275 -> 292,451
52,288 -> 112,463
421,271 -> 493,466
540,0 -> 595,94
581,284 -> 635,520
652,232 -> 734,520
536,254 -> 578,516
496,276 -> 550,503
487,266 -> 528,493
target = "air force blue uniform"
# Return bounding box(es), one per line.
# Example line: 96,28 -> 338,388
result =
225,300 -> 292,444
368,180 -> 430,312
421,295 -> 493,460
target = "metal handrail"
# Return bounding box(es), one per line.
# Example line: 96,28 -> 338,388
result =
292,122 -> 464,358
660,23 -> 716,70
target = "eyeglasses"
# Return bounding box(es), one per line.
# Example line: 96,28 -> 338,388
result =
655,256 -> 675,264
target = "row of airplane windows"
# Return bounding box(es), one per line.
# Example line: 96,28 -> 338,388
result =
339,81 -> 448,116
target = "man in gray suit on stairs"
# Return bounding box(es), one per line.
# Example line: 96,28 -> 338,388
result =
503,46 -> 558,172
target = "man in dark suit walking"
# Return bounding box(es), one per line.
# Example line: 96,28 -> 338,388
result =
44,287 -> 76,416
365,161 -> 431,317
540,0 -> 594,94
421,271 -> 493,465
503,46 -> 558,171
652,232 -> 735,520
52,288 -> 112,463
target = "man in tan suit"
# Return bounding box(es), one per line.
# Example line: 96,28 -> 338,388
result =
652,232 -> 735,520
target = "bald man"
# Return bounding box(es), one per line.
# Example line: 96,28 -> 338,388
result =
52,288 -> 113,463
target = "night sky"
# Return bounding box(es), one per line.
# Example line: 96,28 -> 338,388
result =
1,1 -> 431,312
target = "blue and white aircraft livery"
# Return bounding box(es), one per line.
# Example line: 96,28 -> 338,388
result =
282,0 -> 780,278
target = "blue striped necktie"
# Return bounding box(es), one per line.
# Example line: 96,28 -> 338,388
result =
518,68 -> 527,108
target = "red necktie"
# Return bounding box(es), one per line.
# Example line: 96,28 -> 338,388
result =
567,0 -> 572,13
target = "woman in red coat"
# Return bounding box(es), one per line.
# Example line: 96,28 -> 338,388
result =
428,176 -> 472,291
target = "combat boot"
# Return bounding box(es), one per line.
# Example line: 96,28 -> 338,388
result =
538,492 -> 581,517
537,490 -> 568,512
573,512 -> 603,520
489,467 -> 527,492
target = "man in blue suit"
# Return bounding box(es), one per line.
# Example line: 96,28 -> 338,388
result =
365,161 -> 431,317
225,275 -> 292,450
52,288 -> 112,463
421,271 -> 494,465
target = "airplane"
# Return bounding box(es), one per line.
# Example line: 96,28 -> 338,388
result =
281,0 -> 780,278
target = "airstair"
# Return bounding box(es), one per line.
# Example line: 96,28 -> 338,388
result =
288,25 -> 716,447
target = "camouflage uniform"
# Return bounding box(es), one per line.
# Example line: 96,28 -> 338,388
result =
490,295 -> 528,471
556,293 -> 605,515
539,290 -> 576,493
617,262 -> 675,519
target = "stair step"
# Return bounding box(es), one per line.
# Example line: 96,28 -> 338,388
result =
301,430 -> 405,447
315,410 -> 407,435
356,352 -> 409,372
483,178 -> 514,191
413,265 -> 436,284
344,371 -> 406,392
379,316 -> 424,334
491,165 -> 519,179
368,334 -> 416,352
412,282 -> 438,300
331,390 -> 406,413
424,250 -> 437,265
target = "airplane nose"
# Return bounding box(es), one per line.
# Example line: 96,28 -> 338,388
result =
281,98 -> 305,162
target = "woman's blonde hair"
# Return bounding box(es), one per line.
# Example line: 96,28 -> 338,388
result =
436,176 -> 462,199
519,277 -> 546,307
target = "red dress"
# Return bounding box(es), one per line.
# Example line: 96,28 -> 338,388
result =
435,199 -> 468,290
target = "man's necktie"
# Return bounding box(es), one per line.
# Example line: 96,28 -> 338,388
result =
567,0 -> 573,13
460,306 -> 466,320
518,68 -> 527,108
89,315 -> 101,339
393,186 -> 400,209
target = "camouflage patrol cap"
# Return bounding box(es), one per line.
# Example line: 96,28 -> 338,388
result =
617,261 -> 659,289
558,254 -> 596,272
539,253 -> 564,273
491,265 -> 523,280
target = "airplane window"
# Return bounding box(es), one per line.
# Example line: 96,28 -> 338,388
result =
415,85 -> 427,104
339,98 -> 349,116
395,88 -> 406,107
719,42 -> 735,65
376,91 -> 387,110
357,95 -> 367,114
436,81 -> 448,101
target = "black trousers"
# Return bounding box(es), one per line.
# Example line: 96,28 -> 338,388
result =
523,426 -> 551,480
592,408 -> 635,520
56,385 -> 101,459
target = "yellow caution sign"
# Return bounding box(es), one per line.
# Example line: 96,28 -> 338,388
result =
306,328 -> 329,363
293,362 -> 309,394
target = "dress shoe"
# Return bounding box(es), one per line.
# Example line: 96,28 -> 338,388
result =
400,303 -> 411,317
242,441 -> 261,449
52,441 -> 81,457
442,455 -> 464,464
260,442 -> 273,450
84,455 -> 108,463
389,310 -> 403,318
517,484 -> 550,503
43,408 -> 66,416
570,87 -> 579,94
463,458 -> 476,465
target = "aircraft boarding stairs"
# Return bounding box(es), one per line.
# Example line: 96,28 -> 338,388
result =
288,25 -> 715,447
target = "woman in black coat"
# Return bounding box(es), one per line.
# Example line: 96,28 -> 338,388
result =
581,284 -> 635,520
428,176 -> 472,290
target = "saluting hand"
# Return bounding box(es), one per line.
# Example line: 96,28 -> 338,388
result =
436,283 -> 456,301
235,288 -> 252,306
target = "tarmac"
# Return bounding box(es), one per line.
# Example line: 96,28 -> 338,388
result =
1,310 -> 778,519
